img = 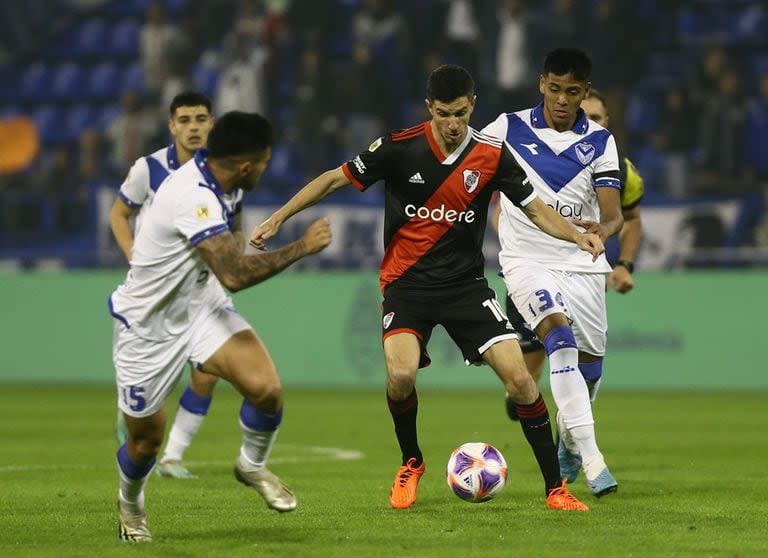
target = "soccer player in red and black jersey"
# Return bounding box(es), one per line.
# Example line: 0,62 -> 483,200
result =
250,65 -> 602,511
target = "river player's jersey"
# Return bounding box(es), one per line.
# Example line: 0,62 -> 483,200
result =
341,122 -> 536,293
483,104 -> 621,273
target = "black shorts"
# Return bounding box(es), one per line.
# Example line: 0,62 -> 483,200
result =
504,293 -> 545,353
381,279 -> 519,368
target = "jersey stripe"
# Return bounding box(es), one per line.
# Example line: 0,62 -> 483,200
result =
379,142 -> 500,291
391,123 -> 426,141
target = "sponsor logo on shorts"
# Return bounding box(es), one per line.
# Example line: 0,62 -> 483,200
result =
405,203 -> 475,223
551,365 -> 577,375
383,311 -> 395,329
463,169 -> 481,193
196,205 -> 209,219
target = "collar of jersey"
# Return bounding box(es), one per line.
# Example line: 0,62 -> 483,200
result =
166,142 -> 180,170
194,149 -> 225,198
530,102 -> 589,135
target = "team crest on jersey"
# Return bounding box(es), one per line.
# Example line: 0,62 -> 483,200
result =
575,142 -> 596,165
383,311 -> 395,329
463,169 -> 481,193
369,137 -> 383,152
196,205 -> 209,219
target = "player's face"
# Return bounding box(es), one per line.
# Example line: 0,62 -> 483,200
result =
580,97 -> 609,128
539,73 -> 590,132
169,106 -> 213,153
238,147 -> 272,191
427,95 -> 475,151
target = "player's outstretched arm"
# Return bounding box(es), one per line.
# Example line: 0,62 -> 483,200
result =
109,197 -> 138,262
199,218 -> 332,292
521,197 -> 604,261
250,166 -> 350,250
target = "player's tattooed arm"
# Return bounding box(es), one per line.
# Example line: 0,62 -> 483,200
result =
230,212 -> 245,253
197,218 -> 332,292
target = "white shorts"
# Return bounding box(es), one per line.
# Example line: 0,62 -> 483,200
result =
113,304 -> 251,417
502,263 -> 607,356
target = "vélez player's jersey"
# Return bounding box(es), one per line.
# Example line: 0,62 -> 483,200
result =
109,150 -> 243,341
483,104 -> 620,273
341,121 -> 536,293
118,143 -> 181,233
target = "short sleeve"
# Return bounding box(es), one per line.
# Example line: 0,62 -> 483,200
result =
480,113 -> 509,142
118,158 -> 150,208
175,187 -> 229,246
493,146 -> 536,207
593,134 -> 621,191
620,158 -> 644,209
341,135 -> 394,191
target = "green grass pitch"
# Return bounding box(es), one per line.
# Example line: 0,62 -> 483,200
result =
1,385 -> 765,557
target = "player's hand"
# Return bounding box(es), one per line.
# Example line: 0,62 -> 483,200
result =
572,219 -> 609,241
249,216 -> 281,251
301,217 -> 332,255
608,265 -> 634,293
575,232 -> 604,262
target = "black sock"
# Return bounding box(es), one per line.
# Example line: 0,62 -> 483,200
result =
387,389 -> 422,466
516,395 -> 561,493
505,396 -> 520,421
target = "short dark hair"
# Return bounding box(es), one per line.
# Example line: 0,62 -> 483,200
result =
543,48 -> 592,82
585,87 -> 607,108
207,111 -> 273,158
169,91 -> 212,117
427,65 -> 475,102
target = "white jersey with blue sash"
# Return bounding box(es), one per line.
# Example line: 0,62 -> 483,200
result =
118,144 -> 181,234
483,104 -> 620,273
110,150 -> 243,341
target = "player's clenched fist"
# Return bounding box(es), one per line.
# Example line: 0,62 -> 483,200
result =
301,218 -> 332,255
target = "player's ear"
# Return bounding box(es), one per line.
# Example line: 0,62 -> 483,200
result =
538,75 -> 546,95
425,98 -> 433,116
584,82 -> 592,98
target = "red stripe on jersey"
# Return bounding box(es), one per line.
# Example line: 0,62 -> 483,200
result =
424,122 -> 445,162
391,122 -> 426,141
379,141 -> 502,292
341,162 -> 365,191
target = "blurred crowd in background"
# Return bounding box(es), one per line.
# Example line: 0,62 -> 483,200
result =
0,0 -> 767,265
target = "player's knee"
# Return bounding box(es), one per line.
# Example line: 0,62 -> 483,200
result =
132,433 -> 163,459
579,359 -> 603,383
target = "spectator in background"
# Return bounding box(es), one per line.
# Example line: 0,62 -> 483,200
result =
139,2 -> 181,95
744,72 -> 768,184
687,44 -> 727,112
652,86 -> 695,198
439,0 -> 480,77
492,0 -> 533,115
696,68 -> 748,192
291,44 -> 338,178
34,145 -> 88,233
336,42 -> 388,158
215,32 -> 269,116
106,90 -> 159,173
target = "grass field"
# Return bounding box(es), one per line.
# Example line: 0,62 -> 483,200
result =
1,385 -> 765,557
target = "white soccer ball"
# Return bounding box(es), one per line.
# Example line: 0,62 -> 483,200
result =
446,442 -> 508,503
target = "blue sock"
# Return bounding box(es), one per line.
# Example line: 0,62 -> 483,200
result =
179,386 -> 213,416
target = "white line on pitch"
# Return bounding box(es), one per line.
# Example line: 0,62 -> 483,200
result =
0,444 -> 364,474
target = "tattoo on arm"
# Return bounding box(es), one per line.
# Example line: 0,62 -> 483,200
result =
231,213 -> 245,252
196,231 -> 306,292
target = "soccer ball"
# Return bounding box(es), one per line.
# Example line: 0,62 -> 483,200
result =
446,442 -> 508,503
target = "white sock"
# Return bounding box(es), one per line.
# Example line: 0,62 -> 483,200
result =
161,407 -> 205,462
118,466 -> 151,515
238,419 -> 277,470
548,342 -> 604,472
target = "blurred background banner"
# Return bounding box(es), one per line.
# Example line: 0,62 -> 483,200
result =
1,0 -> 768,270
2,271 -> 766,389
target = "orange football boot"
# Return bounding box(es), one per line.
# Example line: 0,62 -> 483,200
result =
546,480 -> 590,511
389,458 -> 426,509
